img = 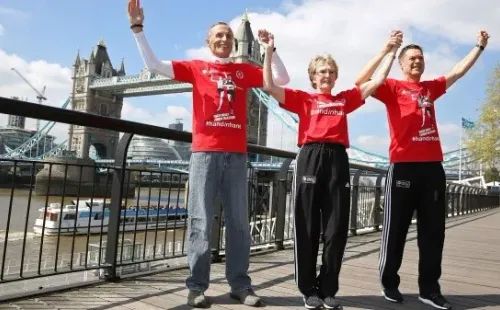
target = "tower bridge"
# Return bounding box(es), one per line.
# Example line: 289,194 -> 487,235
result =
0,13 -> 480,178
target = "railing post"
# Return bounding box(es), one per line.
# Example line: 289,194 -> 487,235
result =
447,184 -> 457,217
445,183 -> 450,218
103,133 -> 134,281
372,174 -> 384,231
349,170 -> 362,235
274,159 -> 293,250
458,186 -> 464,215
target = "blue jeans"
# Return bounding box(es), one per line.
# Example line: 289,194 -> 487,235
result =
185,152 -> 252,293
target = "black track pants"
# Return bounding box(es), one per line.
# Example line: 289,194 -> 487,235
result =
293,142 -> 350,298
379,162 -> 446,295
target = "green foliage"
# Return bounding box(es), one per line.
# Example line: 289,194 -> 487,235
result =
465,63 -> 500,169
484,166 -> 500,183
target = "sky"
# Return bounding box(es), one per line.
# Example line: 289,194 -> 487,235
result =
0,0 -> 499,158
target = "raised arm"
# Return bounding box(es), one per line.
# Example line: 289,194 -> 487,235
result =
444,31 -> 489,89
358,45 -> 399,99
258,29 -> 290,86
261,33 -> 286,103
354,30 -> 403,86
128,0 -> 174,78
269,51 -> 290,86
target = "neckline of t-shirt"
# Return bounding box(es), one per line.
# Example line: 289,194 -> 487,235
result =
397,78 -> 423,85
210,55 -> 232,64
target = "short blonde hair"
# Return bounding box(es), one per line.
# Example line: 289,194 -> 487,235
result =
307,54 -> 339,89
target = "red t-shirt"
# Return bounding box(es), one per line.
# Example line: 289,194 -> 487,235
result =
172,60 -> 263,153
282,87 -> 364,148
372,77 -> 447,163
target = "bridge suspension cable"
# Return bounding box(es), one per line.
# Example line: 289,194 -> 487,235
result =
3,97 -> 71,159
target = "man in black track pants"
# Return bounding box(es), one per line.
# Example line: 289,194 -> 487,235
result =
355,31 -> 490,310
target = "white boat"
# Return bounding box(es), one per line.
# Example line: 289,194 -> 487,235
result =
33,199 -> 188,236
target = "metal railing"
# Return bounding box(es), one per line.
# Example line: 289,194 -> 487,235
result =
0,96 -> 498,301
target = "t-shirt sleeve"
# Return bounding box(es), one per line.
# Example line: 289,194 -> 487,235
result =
282,88 -> 306,115
342,86 -> 365,114
371,79 -> 396,105
171,60 -> 194,83
238,64 -> 264,88
426,76 -> 447,101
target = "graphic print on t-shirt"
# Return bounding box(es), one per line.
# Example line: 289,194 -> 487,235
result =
417,90 -> 433,126
202,66 -> 241,125
310,98 -> 346,116
400,89 -> 439,143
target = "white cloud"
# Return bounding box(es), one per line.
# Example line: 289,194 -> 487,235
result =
0,47 -> 192,154
121,101 -> 192,133
186,47 -> 211,61
355,135 -> 390,154
438,122 -> 460,136
166,105 -> 191,119
355,99 -> 385,114
0,48 -> 73,148
0,6 -> 30,19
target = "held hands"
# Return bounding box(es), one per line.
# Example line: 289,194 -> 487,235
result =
258,29 -> 275,51
477,30 -> 490,48
384,30 -> 403,54
127,0 -> 144,31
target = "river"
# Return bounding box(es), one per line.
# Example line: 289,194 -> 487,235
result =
0,187 -> 189,279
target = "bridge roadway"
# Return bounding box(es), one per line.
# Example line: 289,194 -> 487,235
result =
2,209 -> 500,309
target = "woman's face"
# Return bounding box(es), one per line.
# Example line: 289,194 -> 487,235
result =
313,62 -> 338,93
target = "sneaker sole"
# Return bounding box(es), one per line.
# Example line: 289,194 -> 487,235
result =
229,294 -> 261,307
418,297 -> 450,309
323,303 -> 342,309
382,290 -> 403,303
303,298 -> 322,309
304,304 -> 322,309
187,301 -> 208,308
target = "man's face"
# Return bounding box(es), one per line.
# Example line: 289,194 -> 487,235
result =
207,24 -> 233,58
400,48 -> 425,79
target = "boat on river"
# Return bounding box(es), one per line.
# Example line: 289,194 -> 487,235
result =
33,199 -> 188,236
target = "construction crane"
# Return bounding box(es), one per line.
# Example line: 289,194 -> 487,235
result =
10,67 -> 47,132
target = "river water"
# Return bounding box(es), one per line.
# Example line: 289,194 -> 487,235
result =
0,187 -> 189,279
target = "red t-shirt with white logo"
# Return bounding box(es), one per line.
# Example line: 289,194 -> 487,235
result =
282,87 -> 364,148
172,60 -> 263,153
372,77 -> 447,163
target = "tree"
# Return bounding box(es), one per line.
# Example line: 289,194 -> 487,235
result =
464,62 -> 500,169
484,166 -> 500,183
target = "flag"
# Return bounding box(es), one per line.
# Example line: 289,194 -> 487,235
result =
461,117 -> 475,129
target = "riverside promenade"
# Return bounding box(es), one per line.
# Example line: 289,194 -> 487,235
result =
2,208 -> 499,310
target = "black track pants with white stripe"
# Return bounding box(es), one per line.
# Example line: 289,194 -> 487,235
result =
293,142 -> 350,298
379,162 -> 446,295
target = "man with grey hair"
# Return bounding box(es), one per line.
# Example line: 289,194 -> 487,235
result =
127,0 -> 290,307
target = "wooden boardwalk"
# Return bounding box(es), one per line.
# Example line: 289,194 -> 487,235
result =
2,209 -> 500,310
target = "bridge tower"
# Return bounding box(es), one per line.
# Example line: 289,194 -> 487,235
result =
232,12 -> 268,156
68,39 -> 125,159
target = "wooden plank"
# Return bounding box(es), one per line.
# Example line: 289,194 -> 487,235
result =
5,209 -> 500,309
